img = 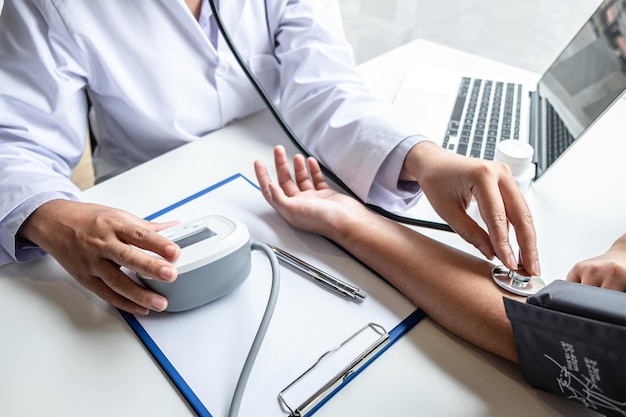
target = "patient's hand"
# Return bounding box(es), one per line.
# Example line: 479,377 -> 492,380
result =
254,145 -> 368,241
567,233 -> 626,291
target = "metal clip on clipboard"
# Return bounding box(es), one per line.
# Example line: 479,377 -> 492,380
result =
278,322 -> 389,417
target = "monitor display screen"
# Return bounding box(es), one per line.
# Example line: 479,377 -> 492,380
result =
174,227 -> 217,249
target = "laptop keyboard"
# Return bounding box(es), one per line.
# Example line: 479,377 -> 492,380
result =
545,99 -> 575,166
443,77 -> 523,160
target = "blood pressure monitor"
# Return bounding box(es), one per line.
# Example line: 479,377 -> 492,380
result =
138,213 -> 282,417
137,215 -> 252,312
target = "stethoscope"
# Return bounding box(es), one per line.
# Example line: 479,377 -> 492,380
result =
207,0 -> 544,297
491,265 -> 546,296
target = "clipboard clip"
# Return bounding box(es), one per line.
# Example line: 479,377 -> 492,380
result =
278,322 -> 389,416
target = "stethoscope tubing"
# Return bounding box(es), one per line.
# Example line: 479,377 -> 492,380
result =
207,0 -> 454,233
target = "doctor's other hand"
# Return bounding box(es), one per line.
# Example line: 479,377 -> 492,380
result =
18,200 -> 181,314
402,141 -> 539,276
254,146 -> 368,239
567,233 -> 626,291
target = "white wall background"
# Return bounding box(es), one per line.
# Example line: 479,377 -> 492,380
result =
338,0 -> 602,72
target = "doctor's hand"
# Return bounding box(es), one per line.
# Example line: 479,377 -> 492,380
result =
402,141 -> 540,276
18,200 -> 181,314
567,233 -> 626,291
254,146 -> 368,240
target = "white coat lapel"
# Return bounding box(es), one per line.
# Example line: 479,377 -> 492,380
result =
215,0 -> 252,51
218,0 -> 248,31
159,0 -> 220,60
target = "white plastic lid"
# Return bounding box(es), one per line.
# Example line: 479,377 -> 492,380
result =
494,140 -> 534,176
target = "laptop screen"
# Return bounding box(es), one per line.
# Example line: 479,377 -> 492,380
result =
537,0 -> 626,162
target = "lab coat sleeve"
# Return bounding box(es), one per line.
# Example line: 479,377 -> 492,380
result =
369,135 -> 427,212
0,0 -> 88,264
271,0 -> 425,209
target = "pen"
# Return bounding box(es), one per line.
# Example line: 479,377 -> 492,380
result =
268,244 -> 366,301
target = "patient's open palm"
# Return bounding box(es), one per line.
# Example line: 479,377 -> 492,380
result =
254,146 -> 365,237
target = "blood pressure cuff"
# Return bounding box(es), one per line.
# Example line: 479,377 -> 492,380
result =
504,280 -> 626,417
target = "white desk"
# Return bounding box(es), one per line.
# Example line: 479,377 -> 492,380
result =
1,39 -> 624,417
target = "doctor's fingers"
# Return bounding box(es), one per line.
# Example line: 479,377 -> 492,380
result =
114,219 -> 181,262
100,236 -> 179,286
441,204 -> 495,261
492,176 -> 539,276
472,174 -> 532,273
76,263 -> 167,314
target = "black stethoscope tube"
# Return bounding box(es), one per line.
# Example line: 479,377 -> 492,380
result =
207,0 -> 453,233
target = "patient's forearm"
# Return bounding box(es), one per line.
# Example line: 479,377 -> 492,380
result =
327,212 -> 523,363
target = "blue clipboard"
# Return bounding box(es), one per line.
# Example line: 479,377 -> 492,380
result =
120,173 -> 426,416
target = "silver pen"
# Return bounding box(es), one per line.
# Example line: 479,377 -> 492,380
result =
268,244 -> 366,301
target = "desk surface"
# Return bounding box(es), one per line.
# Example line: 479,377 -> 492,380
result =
2,39 -> 624,417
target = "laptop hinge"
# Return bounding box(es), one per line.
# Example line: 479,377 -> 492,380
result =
528,90 -> 542,177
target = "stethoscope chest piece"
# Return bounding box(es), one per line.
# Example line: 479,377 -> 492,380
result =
491,265 -> 546,297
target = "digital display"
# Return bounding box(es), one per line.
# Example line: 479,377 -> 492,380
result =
174,227 -> 216,249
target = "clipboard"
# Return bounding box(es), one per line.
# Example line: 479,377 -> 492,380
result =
121,173 -> 426,416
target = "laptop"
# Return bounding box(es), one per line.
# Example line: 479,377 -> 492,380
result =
392,0 -> 626,224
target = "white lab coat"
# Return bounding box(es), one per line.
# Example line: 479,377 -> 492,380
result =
0,0 -> 424,264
